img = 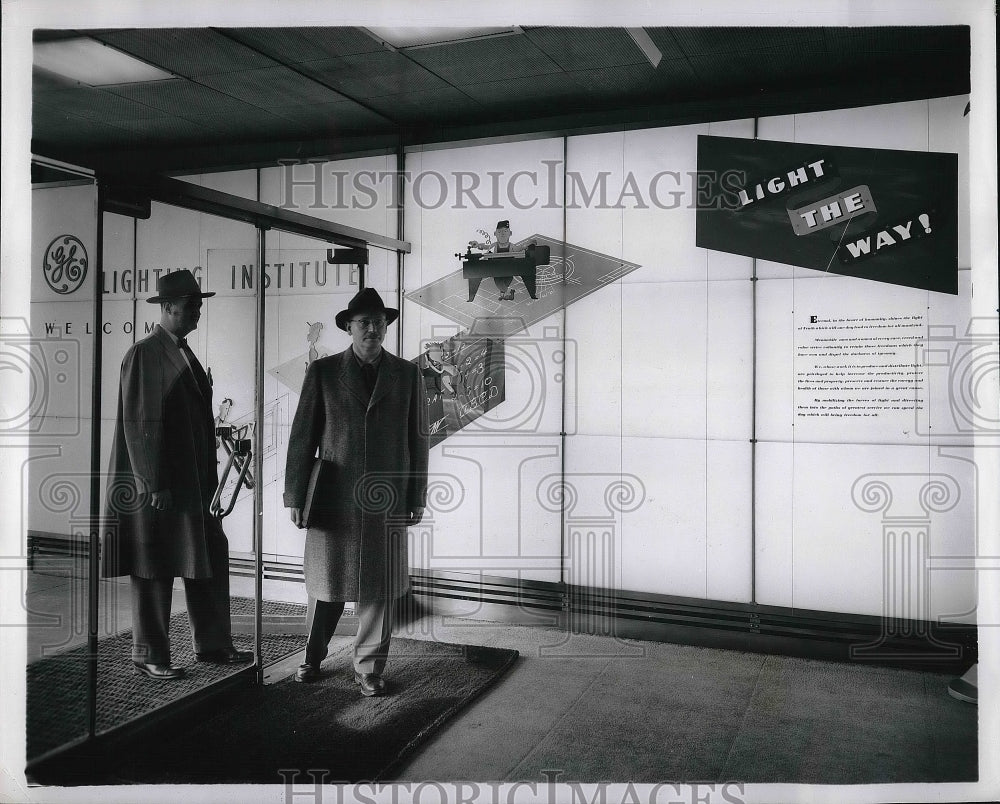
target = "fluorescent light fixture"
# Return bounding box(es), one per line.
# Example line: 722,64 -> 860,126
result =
33,37 -> 175,86
364,27 -> 516,49
627,28 -> 662,69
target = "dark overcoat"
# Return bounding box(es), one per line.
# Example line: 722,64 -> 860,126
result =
102,325 -> 219,579
283,347 -> 429,603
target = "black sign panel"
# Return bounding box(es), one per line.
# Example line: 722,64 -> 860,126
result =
695,136 -> 959,294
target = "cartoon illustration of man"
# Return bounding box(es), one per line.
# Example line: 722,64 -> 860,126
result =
469,219 -> 518,300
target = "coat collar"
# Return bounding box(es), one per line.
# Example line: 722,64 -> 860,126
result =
152,324 -> 190,379
152,324 -> 205,400
337,346 -> 400,409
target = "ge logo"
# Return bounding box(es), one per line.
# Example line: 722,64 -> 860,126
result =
43,234 -> 88,295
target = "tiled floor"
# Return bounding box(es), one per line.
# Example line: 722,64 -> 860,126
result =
389,616 -> 978,784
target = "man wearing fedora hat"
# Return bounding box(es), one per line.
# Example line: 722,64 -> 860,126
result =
102,269 -> 251,679
284,287 -> 429,695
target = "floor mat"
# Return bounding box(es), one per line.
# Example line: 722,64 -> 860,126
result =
26,597 -> 306,759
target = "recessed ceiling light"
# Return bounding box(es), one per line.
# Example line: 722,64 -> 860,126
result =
33,37 -> 175,86
364,27 -> 517,49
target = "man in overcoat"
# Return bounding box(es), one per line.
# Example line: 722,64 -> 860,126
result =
284,287 -> 428,695
102,270 -> 251,679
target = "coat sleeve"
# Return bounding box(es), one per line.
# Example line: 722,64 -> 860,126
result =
407,361 -> 430,510
119,343 -> 165,493
284,359 -> 324,508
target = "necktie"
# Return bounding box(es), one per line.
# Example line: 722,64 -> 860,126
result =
177,337 -> 212,401
362,362 -> 377,398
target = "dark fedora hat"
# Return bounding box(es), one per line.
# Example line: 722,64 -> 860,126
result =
146,269 -> 216,303
335,287 -> 399,331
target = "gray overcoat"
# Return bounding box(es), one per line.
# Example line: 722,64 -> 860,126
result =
283,347 -> 429,602
102,325 -> 219,579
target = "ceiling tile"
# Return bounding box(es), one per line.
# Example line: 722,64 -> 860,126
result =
687,51 -> 827,94
825,25 -> 969,56
32,104 -> 138,148
298,51 -> 449,98
92,28 -> 277,77
405,34 -> 562,85
461,71 -> 591,112
565,62 -> 696,102
33,85 -> 168,121
221,27 -> 383,61
364,87 -> 484,123
106,80 -> 264,117
269,101 -> 394,133
664,26 -> 827,57
196,66 -> 348,108
181,109 -> 305,138
105,115 -> 221,145
523,27 -> 656,70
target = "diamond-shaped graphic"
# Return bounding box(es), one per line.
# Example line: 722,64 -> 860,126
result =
269,346 -> 333,395
405,234 -> 641,337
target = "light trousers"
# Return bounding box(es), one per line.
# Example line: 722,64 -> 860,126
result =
304,595 -> 394,675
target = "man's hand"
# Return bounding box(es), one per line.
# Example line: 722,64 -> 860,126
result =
406,507 -> 425,526
150,489 -> 173,511
289,507 -> 304,529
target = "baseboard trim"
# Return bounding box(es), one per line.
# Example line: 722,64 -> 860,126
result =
410,570 -> 977,672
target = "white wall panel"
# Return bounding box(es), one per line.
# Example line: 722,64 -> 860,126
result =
619,436 -> 707,598
755,441 -> 977,619
706,439 -> 753,603
136,202 -> 202,276
621,124 -> 709,284
923,270 -> 981,447
197,169 -> 257,199
707,280 -> 753,441
565,131 -> 625,263
783,99 -> 931,152
565,434 -> 751,602
620,281 -> 707,440
102,212 -> 135,301
927,446 -> 979,627
27,430 -> 92,537
786,443 -> 973,619
754,441 -> 797,609
564,286 -> 623,439
421,435 -> 563,584
562,434 -> 624,590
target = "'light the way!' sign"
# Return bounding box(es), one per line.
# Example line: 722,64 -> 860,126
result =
695,136 -> 958,294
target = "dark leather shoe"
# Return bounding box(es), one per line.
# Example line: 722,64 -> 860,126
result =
354,671 -> 386,697
195,647 -> 254,664
134,661 -> 186,680
295,663 -> 320,683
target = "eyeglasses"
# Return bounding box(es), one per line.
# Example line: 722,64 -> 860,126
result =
350,317 -> 387,330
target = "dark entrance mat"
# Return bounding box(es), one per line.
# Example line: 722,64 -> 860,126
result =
27,598 -> 306,760
101,638 -> 519,784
